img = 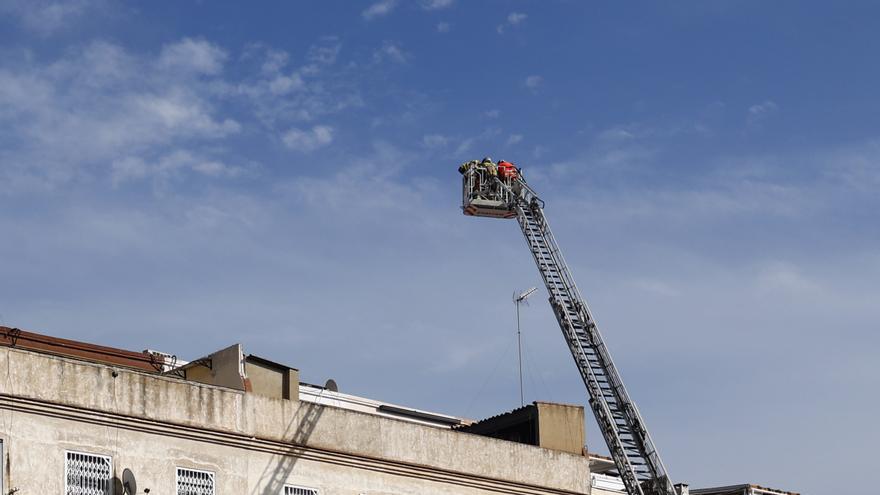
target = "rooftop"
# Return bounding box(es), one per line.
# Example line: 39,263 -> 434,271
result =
0,325 -> 468,429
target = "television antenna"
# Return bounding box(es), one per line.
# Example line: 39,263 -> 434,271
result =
513,287 -> 538,407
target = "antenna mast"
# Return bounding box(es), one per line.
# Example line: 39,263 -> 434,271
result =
514,287 -> 538,408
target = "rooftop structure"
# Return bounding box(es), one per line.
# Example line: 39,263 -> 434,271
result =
455,401 -> 585,456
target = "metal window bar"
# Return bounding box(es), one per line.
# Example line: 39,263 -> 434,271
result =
284,485 -> 319,495
462,167 -> 515,204
177,467 -> 215,495
0,439 -> 4,494
65,451 -> 112,495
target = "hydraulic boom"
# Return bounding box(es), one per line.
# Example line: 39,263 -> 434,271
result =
459,159 -> 679,495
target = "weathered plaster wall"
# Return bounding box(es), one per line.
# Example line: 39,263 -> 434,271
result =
536,402 -> 586,456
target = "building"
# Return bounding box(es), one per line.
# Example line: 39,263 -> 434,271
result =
689,486 -> 800,495
587,456 -> 798,495
0,326 -> 800,495
0,326 -> 591,495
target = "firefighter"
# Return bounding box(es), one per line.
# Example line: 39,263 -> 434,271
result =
481,157 -> 498,176
498,160 -> 518,180
477,157 -> 499,198
458,159 -> 479,175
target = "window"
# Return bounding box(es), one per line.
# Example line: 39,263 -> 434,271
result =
65,451 -> 113,495
284,486 -> 319,495
177,467 -> 215,495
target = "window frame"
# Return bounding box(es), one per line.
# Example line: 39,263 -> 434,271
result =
64,450 -> 114,495
176,466 -> 216,495
283,484 -> 320,495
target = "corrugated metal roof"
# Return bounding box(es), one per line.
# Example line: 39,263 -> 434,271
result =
453,402 -> 536,432
0,325 -> 165,372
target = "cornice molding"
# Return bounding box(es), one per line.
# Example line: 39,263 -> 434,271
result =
1,393 -> 585,495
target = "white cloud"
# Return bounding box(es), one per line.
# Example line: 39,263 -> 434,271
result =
755,262 -> 821,296
824,140 -> 880,191
525,75 -> 543,89
506,134 -> 523,146
497,11 -> 528,33
1,0 -> 97,35
225,44 -> 363,128
62,40 -> 135,86
306,37 -> 342,66
423,134 -> 449,148
749,100 -> 778,116
282,125 -> 334,152
373,41 -> 408,64
594,122 -> 709,142
132,93 -> 240,138
0,39 -> 256,192
111,150 -> 242,186
422,0 -> 453,10
362,0 -> 397,20
748,100 -> 778,126
260,49 -> 289,75
508,12 -> 528,25
631,278 -> 680,297
110,156 -> 149,184
191,160 -> 233,177
158,38 -> 228,75
596,126 -> 636,141
436,22 -> 451,33
483,109 -> 500,119
455,137 -> 475,155
267,73 -> 305,95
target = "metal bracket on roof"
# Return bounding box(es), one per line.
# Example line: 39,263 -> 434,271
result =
162,357 -> 212,379
146,351 -> 167,372
4,327 -> 21,346
192,357 -> 212,370
164,368 -> 187,379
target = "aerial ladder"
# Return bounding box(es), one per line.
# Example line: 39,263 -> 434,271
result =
459,159 -> 682,495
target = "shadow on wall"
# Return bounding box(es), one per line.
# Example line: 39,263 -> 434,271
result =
253,400 -> 325,495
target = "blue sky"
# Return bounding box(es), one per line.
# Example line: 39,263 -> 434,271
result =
1,1 -> 878,493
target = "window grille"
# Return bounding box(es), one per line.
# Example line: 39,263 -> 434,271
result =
65,451 -> 112,495
177,467 -> 215,495
284,486 -> 319,495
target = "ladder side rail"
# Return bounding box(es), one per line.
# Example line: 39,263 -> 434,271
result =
510,177 -> 676,495
583,311 -> 675,493
546,222 -> 676,494
514,203 -> 648,495
533,207 -> 645,427
530,202 -> 676,495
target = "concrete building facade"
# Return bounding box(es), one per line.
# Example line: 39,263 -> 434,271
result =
0,326 -> 591,495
